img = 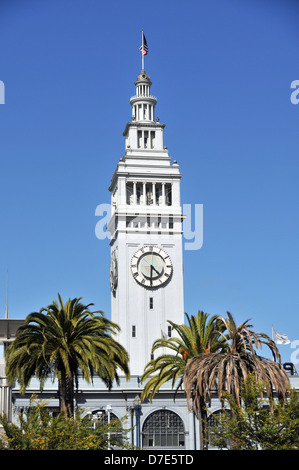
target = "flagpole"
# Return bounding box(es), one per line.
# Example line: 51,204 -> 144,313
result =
141,29 -> 144,70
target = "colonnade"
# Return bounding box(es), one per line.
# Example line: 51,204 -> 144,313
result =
126,181 -> 172,206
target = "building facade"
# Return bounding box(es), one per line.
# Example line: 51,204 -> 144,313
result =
1,66 -> 298,450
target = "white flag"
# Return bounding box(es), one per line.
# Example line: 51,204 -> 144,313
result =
273,328 -> 291,345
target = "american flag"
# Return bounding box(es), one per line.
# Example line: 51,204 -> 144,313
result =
139,32 -> 148,56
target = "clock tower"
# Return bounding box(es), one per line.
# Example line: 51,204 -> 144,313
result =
107,69 -> 185,376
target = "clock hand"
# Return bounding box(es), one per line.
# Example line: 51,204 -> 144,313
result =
149,264 -> 159,278
151,253 -> 158,271
151,265 -> 161,276
149,265 -> 153,285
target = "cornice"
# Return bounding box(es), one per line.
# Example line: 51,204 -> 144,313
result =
123,121 -> 165,136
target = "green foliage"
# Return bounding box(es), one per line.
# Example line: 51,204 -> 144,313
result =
5,294 -> 130,417
141,311 -> 226,401
207,374 -> 299,450
185,313 -> 289,411
0,395 -> 133,450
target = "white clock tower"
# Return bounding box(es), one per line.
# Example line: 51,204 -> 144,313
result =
107,68 -> 185,376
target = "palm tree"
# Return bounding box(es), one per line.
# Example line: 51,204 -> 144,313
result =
141,311 -> 227,450
184,312 -> 290,448
141,311 -> 226,401
5,294 -> 130,418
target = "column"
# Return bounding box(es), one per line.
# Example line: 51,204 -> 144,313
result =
143,182 -> 146,205
172,181 -> 180,206
152,183 -> 156,205
162,183 -> 165,205
133,182 -> 136,205
119,177 -> 126,205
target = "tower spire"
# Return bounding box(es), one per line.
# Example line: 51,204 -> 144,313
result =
130,70 -> 156,123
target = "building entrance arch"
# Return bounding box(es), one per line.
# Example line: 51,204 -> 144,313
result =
142,409 -> 185,449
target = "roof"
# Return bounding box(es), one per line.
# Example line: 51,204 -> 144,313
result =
0,318 -> 24,344
135,70 -> 152,86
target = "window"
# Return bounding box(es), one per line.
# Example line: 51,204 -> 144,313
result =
132,325 -> 136,338
208,410 -> 231,448
155,184 -> 161,205
146,185 -> 153,205
90,410 -> 123,446
126,216 -> 134,227
138,130 -> 142,148
165,184 -> 172,206
150,131 -> 155,148
136,185 -> 141,204
142,410 -> 185,448
149,297 -> 153,309
144,131 -> 148,148
126,183 -> 133,205
168,326 -> 172,337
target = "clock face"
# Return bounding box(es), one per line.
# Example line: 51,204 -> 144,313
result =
131,246 -> 173,288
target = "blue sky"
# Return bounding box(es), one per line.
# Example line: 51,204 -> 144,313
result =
0,0 -> 298,365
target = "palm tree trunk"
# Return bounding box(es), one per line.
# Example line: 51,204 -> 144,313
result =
199,396 -> 209,450
58,371 -> 74,418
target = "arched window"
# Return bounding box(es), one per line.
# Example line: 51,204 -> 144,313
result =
207,409 -> 231,449
142,410 -> 185,448
90,409 -> 123,447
